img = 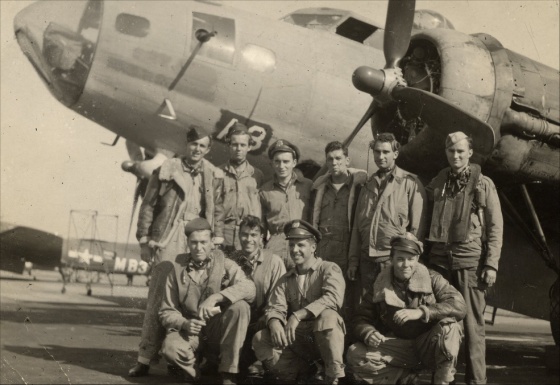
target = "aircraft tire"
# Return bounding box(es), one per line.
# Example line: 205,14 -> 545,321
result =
550,277 -> 560,346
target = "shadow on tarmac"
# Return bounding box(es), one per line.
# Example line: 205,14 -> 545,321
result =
0,301 -> 144,327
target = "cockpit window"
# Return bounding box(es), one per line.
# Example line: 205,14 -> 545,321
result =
283,13 -> 342,31
41,0 -> 102,106
281,9 -> 381,47
192,12 -> 235,64
115,13 -> 150,38
336,17 -> 378,43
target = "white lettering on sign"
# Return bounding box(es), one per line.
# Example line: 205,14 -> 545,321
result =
138,261 -> 149,274
127,258 -> 138,273
114,257 -> 127,272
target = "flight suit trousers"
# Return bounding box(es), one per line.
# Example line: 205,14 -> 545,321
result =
137,226 -> 189,365
430,263 -> 488,384
252,309 -> 346,382
317,237 -> 359,323
346,319 -> 463,384
161,301 -> 251,377
265,233 -> 293,270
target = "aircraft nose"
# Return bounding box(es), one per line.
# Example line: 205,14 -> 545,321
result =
14,1 -> 102,107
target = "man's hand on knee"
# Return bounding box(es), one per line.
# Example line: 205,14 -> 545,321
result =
269,319 -> 288,349
183,319 -> 206,336
393,308 -> 423,326
198,293 -> 225,321
285,314 -> 300,345
366,331 -> 387,348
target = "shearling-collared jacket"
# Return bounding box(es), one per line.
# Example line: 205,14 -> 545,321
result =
353,264 -> 466,341
136,158 -> 225,245
348,166 -> 426,266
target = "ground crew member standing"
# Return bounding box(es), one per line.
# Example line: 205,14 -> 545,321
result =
159,218 -> 255,385
348,133 -> 426,293
312,141 -> 366,319
347,235 -> 466,384
252,220 -> 346,384
260,139 -> 313,269
228,215 -> 286,377
219,123 -> 264,253
426,131 -> 503,385
129,126 -> 225,377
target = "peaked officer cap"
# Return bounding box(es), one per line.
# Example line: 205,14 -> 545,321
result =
284,220 -> 321,242
390,234 -> 423,256
268,139 -> 300,161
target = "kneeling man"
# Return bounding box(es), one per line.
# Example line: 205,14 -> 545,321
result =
252,220 -> 346,384
347,235 -> 466,385
159,218 -> 256,384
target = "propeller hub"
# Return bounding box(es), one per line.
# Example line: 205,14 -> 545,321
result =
352,66 -> 407,98
352,66 -> 385,95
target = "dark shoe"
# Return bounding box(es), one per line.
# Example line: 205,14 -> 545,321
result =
324,377 -> 340,385
247,361 -> 264,376
221,372 -> 238,385
199,359 -> 219,375
183,372 -> 201,384
128,362 -> 150,377
167,363 -> 183,377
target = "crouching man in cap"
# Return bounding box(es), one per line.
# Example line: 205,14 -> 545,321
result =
252,220 -> 346,384
158,218 -> 255,385
347,235 -> 466,385
129,125 -> 225,377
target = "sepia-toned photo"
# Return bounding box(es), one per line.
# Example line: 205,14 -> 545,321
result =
1,1 -> 559,384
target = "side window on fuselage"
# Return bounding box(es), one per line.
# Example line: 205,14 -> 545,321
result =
192,12 -> 236,64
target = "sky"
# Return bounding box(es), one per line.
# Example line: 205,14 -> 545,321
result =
1,0 -> 559,243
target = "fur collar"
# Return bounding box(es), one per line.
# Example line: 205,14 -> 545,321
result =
159,158 -> 223,182
372,264 -> 432,307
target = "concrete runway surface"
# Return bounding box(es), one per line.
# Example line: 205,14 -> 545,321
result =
1,270 -> 558,384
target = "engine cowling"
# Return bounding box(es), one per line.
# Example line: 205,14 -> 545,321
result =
392,28 -> 560,184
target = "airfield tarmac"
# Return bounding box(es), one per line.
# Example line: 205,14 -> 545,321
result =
1,270 -> 558,385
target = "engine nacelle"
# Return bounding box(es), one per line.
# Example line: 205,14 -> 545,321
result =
394,28 -> 560,184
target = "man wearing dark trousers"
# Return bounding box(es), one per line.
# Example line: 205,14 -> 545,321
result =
426,131 -> 503,385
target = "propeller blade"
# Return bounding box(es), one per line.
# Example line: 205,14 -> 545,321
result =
125,140 -> 144,162
392,86 -> 495,157
384,0 -> 416,69
342,100 -> 380,148
314,101 -> 380,180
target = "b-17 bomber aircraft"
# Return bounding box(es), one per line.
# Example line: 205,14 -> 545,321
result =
13,0 -> 560,344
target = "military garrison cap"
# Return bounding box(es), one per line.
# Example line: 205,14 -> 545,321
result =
227,122 -> 250,138
445,131 -> 470,149
186,125 -> 210,143
268,139 -> 300,161
184,218 -> 212,236
390,234 -> 423,256
283,220 -> 322,242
